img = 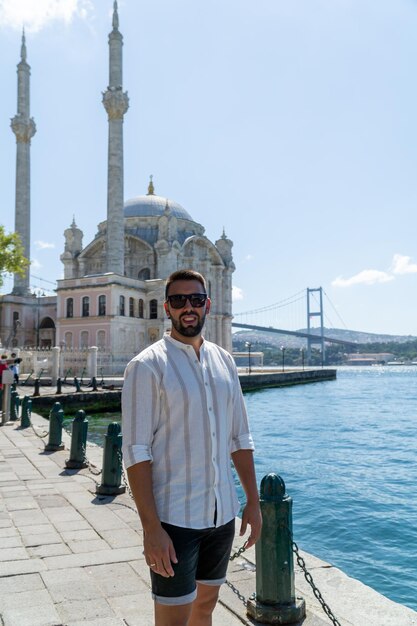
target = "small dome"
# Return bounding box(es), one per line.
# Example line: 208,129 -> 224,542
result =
124,194 -> 193,221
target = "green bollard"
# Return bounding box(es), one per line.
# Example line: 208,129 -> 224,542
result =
45,402 -> 65,451
91,377 -> 98,391
10,390 -> 19,421
247,473 -> 306,624
74,377 -> 81,392
65,410 -> 88,469
20,396 -> 32,428
33,378 -> 41,397
96,422 -> 126,495
56,378 -> 62,394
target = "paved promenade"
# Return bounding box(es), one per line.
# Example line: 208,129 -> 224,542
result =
1,408 -> 417,626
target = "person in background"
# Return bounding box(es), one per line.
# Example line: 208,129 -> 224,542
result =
122,269 -> 262,626
9,353 -> 20,385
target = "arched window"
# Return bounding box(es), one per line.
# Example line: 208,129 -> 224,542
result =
138,268 -> 151,280
80,331 -> 89,348
97,330 -> 106,349
138,299 -> 144,319
150,299 -> 158,319
64,332 -> 73,348
119,295 -> 125,316
129,297 -> 134,317
66,298 -> 73,318
98,295 -> 106,316
82,296 -> 89,317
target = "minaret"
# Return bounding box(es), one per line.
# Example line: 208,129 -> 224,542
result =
102,1 -> 129,275
11,30 -> 36,296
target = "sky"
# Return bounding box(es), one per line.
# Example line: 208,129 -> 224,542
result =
1,0 -> 417,336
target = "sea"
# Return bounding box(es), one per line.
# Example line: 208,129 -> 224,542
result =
70,366 -> 417,612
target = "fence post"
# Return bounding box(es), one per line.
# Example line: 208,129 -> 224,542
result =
88,346 -> 98,381
33,378 -> 41,397
21,396 -> 32,428
45,402 -> 65,451
10,390 -> 19,421
51,346 -> 60,385
65,410 -> 88,468
96,422 -> 126,495
74,377 -> 81,393
1,370 -> 14,425
247,473 -> 306,624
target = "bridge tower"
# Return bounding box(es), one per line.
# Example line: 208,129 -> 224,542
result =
306,287 -> 325,365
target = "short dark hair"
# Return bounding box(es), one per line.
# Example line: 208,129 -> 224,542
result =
165,269 -> 207,299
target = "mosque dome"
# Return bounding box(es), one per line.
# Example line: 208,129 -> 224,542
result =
124,177 -> 193,221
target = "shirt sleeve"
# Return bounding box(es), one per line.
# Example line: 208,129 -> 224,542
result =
121,358 -> 161,469
229,356 -> 255,453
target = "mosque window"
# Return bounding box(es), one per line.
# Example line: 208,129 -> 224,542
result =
129,297 -> 135,317
82,296 -> 90,317
138,268 -> 151,280
150,299 -> 158,319
98,295 -> 106,316
80,331 -> 89,348
119,295 -> 125,316
138,299 -> 144,318
66,298 -> 73,318
97,330 -> 106,349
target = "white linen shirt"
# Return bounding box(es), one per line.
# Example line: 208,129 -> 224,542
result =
121,334 -> 254,529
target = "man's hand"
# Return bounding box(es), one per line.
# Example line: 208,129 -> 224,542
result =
239,500 -> 262,549
144,524 -> 178,578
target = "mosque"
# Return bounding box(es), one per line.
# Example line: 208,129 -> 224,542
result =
0,2 -> 235,358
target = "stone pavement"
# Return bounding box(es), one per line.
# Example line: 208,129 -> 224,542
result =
1,410 -> 417,626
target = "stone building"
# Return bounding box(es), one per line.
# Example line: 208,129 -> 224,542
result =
0,2 -> 235,357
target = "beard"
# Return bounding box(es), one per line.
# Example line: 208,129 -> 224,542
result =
170,312 -> 206,337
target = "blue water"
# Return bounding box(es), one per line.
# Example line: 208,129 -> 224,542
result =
76,366 -> 417,611
245,366 -> 417,612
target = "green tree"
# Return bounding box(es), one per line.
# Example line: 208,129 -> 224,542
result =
0,226 -> 30,288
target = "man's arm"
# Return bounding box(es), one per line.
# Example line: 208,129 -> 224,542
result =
127,461 -> 177,577
231,449 -> 262,548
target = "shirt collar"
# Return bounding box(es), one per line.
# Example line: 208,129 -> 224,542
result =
164,332 -> 206,353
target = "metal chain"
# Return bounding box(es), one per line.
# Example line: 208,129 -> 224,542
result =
225,579 -> 255,608
229,540 -> 248,561
289,531 -> 342,626
116,448 -> 135,500
28,415 -> 49,440
81,442 -> 102,476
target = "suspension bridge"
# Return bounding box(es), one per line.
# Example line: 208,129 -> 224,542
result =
232,287 -> 359,362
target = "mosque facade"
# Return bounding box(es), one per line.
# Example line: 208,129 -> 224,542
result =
0,2 -> 235,357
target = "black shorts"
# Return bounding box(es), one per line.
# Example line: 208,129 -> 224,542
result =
151,518 -> 235,606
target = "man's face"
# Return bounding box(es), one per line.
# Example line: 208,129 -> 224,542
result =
164,279 -> 211,340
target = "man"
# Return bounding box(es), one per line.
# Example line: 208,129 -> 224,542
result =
122,269 -> 261,626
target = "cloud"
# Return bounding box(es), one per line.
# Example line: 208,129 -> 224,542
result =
390,254 -> 417,275
332,269 -> 393,287
232,286 -> 244,301
333,253 -> 417,288
35,240 -> 55,250
245,254 -> 254,261
31,258 -> 42,270
0,0 -> 93,33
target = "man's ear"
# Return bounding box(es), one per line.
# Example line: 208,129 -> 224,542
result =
206,297 -> 211,315
164,302 -> 170,318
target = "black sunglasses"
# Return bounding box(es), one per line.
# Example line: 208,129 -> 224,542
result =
166,293 -> 208,309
